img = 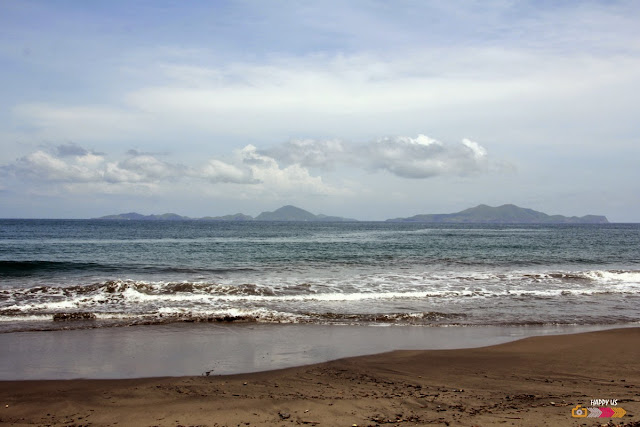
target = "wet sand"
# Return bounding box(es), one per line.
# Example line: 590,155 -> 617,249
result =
1,327 -> 639,426
0,323 -> 625,380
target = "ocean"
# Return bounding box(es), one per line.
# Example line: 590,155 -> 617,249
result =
1,220 -> 639,334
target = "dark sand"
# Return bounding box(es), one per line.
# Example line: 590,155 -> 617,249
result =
1,327 -> 639,426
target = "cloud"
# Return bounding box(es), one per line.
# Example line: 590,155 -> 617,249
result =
1,1 -> 638,220
107,154 -> 184,183
125,149 -> 168,156
238,145 -> 345,196
10,42 -> 640,147
263,134 -> 490,178
197,158 -> 255,184
2,143 -> 346,197
7,150 -> 104,183
260,139 -> 347,169
55,143 -> 89,157
4,148 -> 182,186
3,134 -> 496,203
362,135 -> 486,178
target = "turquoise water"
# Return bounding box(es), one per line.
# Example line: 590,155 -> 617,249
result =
1,220 -> 639,332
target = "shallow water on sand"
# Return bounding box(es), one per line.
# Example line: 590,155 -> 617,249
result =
0,323 -> 630,380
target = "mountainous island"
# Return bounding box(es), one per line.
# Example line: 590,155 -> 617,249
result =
96,205 -> 357,222
97,204 -> 609,224
386,204 -> 609,224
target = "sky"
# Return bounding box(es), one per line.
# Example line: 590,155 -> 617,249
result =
1,0 -> 639,221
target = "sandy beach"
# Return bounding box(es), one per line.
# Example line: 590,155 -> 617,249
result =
1,327 -> 638,426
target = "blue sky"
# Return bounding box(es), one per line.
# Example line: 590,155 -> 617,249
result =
1,0 -> 639,221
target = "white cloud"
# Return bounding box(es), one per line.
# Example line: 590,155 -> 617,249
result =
363,135 -> 489,178
5,147 -> 183,186
115,155 -> 183,182
461,138 -> 487,159
263,134 -> 491,179
197,158 -> 255,184
238,145 -> 346,196
10,150 -> 105,183
2,142 -> 348,197
261,139 -> 347,169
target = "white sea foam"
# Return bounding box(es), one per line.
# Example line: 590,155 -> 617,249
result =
0,314 -> 51,322
582,270 -> 640,283
1,269 -> 639,330
3,300 -> 78,312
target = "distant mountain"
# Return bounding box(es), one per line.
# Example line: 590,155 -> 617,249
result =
254,205 -> 316,221
199,213 -> 254,221
254,205 -> 357,222
95,205 -> 357,222
96,212 -> 190,221
95,204 -> 608,223
387,204 -> 609,224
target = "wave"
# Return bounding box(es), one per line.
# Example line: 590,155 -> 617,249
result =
0,269 -> 638,333
0,309 -> 466,326
0,260 -> 257,277
1,269 -> 639,305
0,260 -> 111,276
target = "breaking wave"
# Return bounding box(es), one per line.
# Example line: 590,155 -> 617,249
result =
0,269 -> 638,332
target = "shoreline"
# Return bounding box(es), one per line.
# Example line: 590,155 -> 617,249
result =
0,322 -> 634,380
1,327 -> 639,426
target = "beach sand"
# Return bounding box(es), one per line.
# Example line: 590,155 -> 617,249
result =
1,327 -> 638,426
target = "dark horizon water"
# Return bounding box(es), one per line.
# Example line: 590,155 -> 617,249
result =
1,220 -> 639,333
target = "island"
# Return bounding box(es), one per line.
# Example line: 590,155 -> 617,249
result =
386,204 -> 609,224
254,205 -> 357,222
95,205 -> 357,222
95,204 -> 608,224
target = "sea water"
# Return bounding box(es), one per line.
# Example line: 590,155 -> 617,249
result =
1,220 -> 639,333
